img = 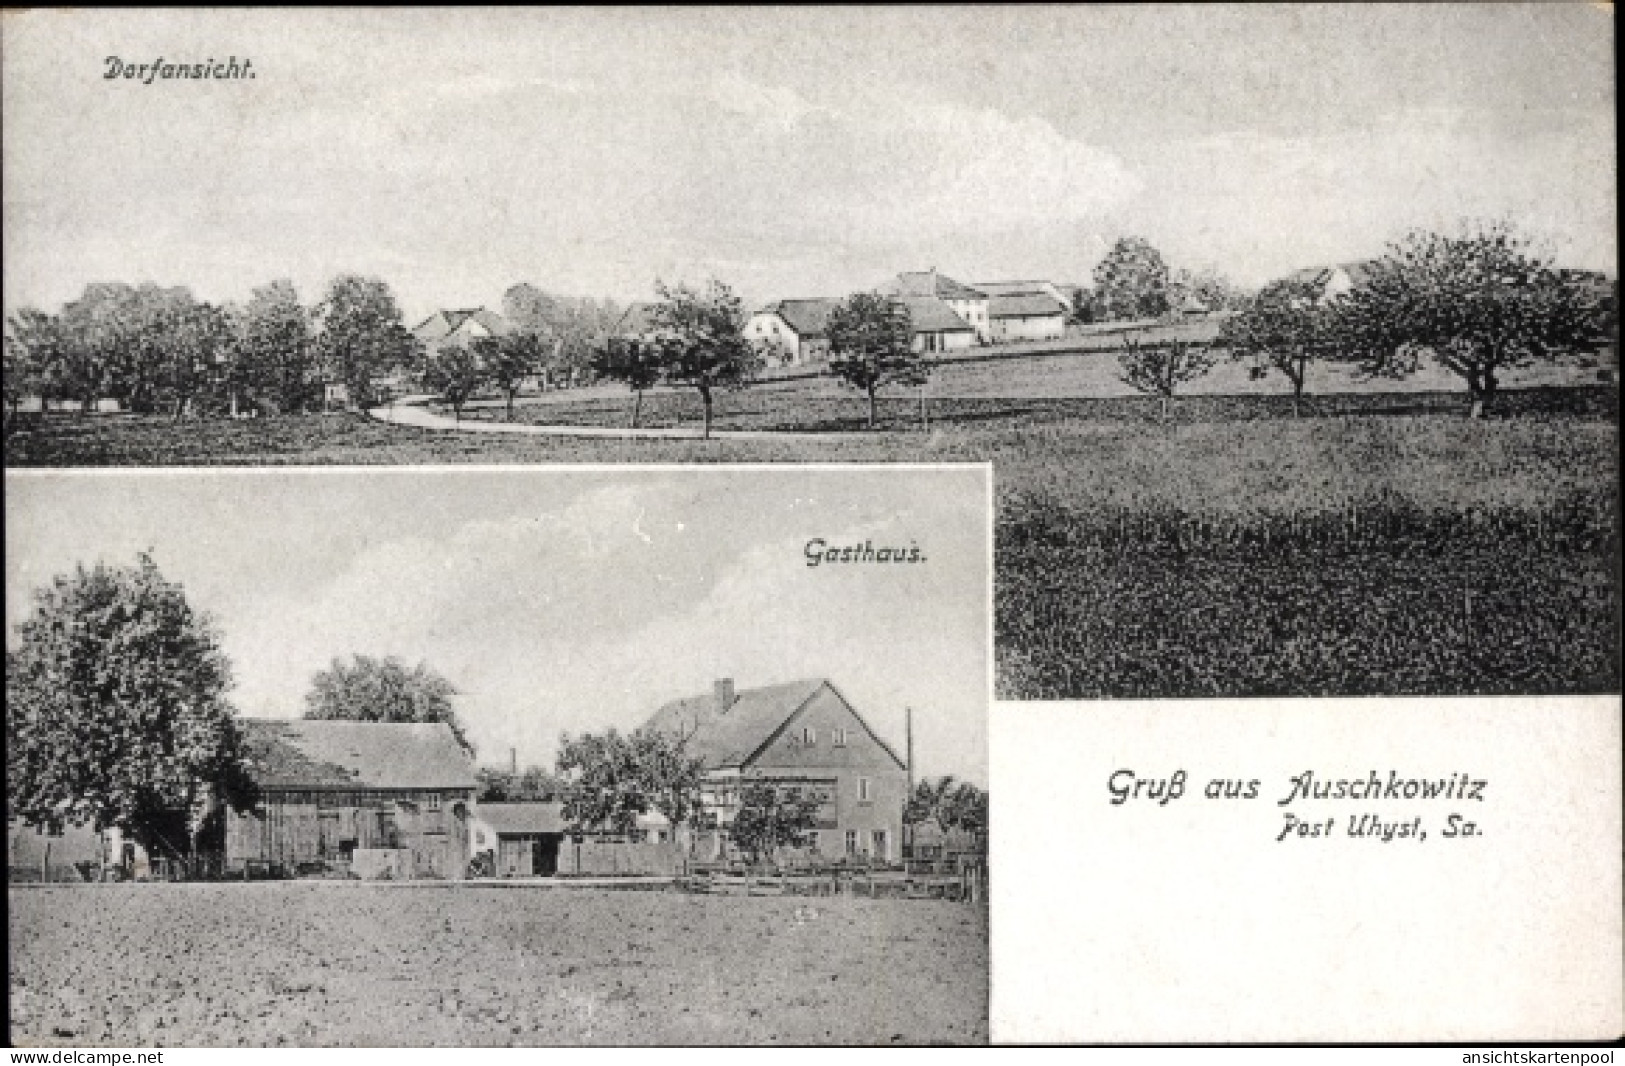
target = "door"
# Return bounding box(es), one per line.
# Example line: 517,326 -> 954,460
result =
536,835 -> 560,877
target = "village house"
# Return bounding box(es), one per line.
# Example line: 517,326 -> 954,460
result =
225,720 -> 477,880
643,678 -> 908,863
744,298 -> 839,366
411,307 -> 511,349
973,279 -> 1076,314
985,292 -> 1070,343
1279,261 -> 1378,304
892,295 -> 978,354
879,270 -> 992,343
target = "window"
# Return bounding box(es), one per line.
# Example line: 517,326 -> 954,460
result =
801,726 -> 816,746
833,728 -> 848,747
858,777 -> 873,803
845,830 -> 858,856
427,794 -> 442,812
873,830 -> 887,859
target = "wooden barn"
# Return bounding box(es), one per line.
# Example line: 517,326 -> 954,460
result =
470,801 -> 566,877
226,719 -> 477,879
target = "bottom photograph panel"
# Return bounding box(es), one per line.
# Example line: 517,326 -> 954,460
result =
5,466 -> 991,1047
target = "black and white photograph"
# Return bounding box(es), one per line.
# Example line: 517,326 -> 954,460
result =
2,6 -> 1616,704
6,466 -> 991,1045
2,3 -> 1619,1051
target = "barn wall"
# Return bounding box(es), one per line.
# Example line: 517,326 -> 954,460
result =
225,789 -> 472,878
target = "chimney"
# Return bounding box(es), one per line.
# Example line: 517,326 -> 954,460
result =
714,678 -> 736,715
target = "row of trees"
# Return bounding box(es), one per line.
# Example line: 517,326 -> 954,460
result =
1083,236 -> 1246,323
6,551 -> 984,869
3,275 -> 422,425
1116,222 -> 1614,420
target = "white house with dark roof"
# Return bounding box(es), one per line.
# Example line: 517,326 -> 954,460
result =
644,677 -> 908,862
974,279 -> 1076,313
1278,261 -> 1378,305
225,719 -> 478,879
879,270 -> 992,343
986,292 -> 1069,343
890,295 -> 978,354
745,298 -> 840,366
412,307 -> 511,348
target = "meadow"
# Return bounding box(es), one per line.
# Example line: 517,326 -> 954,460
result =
8,884 -> 988,1046
5,365 -> 1616,700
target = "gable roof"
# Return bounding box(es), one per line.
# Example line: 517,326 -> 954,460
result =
988,293 -> 1067,319
881,271 -> 987,301
892,295 -> 974,334
758,298 -> 840,339
614,302 -> 663,337
1280,260 -> 1379,292
475,801 -> 566,835
642,678 -> 905,772
412,308 -> 509,343
237,719 -> 476,791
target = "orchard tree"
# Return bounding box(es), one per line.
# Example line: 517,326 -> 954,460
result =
154,299 -> 235,421
233,280 -> 315,414
1118,334 -> 1216,423
303,654 -> 472,754
730,782 -> 819,866
5,554 -> 254,859
472,332 -> 543,421
826,292 -> 926,430
419,342 -> 486,421
591,337 -> 663,428
1093,237 -> 1171,321
1220,278 -> 1334,416
555,727 -> 705,839
313,274 -> 420,408
647,278 -> 764,439
1335,222 -> 1610,418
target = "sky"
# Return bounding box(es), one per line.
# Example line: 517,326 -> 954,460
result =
2,6 -> 1614,325
4,468 -> 991,784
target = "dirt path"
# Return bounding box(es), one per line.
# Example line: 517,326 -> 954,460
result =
368,396 -> 842,441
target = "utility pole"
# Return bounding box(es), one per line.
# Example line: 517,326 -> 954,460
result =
906,707 -> 914,796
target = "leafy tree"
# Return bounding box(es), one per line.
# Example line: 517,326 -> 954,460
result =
591,338 -> 663,428
730,782 -> 819,866
1118,334 -> 1216,423
313,275 -> 420,408
1093,237 -> 1171,321
153,299 -> 235,422
472,332 -> 543,421
303,654 -> 472,754
1334,223 -> 1609,418
233,280 -> 316,414
477,763 -> 568,802
647,278 -> 764,439
554,727 -> 705,839
5,554 -> 254,859
4,317 -> 52,429
904,776 -> 987,831
826,292 -> 927,430
419,342 -> 486,421
1174,268 -> 1243,314
1220,278 -> 1334,416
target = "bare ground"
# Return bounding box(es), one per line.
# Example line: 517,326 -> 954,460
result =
8,884 -> 988,1046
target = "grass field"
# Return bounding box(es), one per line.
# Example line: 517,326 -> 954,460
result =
5,380 -> 1617,700
8,885 -> 987,1046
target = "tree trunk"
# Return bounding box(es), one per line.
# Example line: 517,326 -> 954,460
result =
700,387 -> 713,440
1159,394 -> 1170,424
506,390 -> 516,422
631,388 -> 644,429
919,387 -> 929,430
867,385 -> 878,430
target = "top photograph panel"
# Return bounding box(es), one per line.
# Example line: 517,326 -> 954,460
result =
3,6 -> 1617,699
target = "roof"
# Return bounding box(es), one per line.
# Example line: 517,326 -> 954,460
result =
412,308 -> 510,343
891,295 -> 974,334
237,719 -> 477,791
758,298 -> 840,339
475,802 -> 566,835
1280,260 -> 1378,290
643,678 -> 827,769
988,293 -> 1067,319
615,302 -> 663,336
881,271 -> 987,301
642,678 -> 905,772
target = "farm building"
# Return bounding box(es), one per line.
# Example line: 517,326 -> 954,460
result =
7,818 -> 159,882
225,720 -> 477,879
890,295 -> 978,355
470,801 -> 566,876
986,292 -> 1069,343
880,270 -> 992,342
643,678 -> 908,862
1279,261 -> 1377,304
745,298 -> 839,366
974,279 -> 1076,313
412,307 -> 511,348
